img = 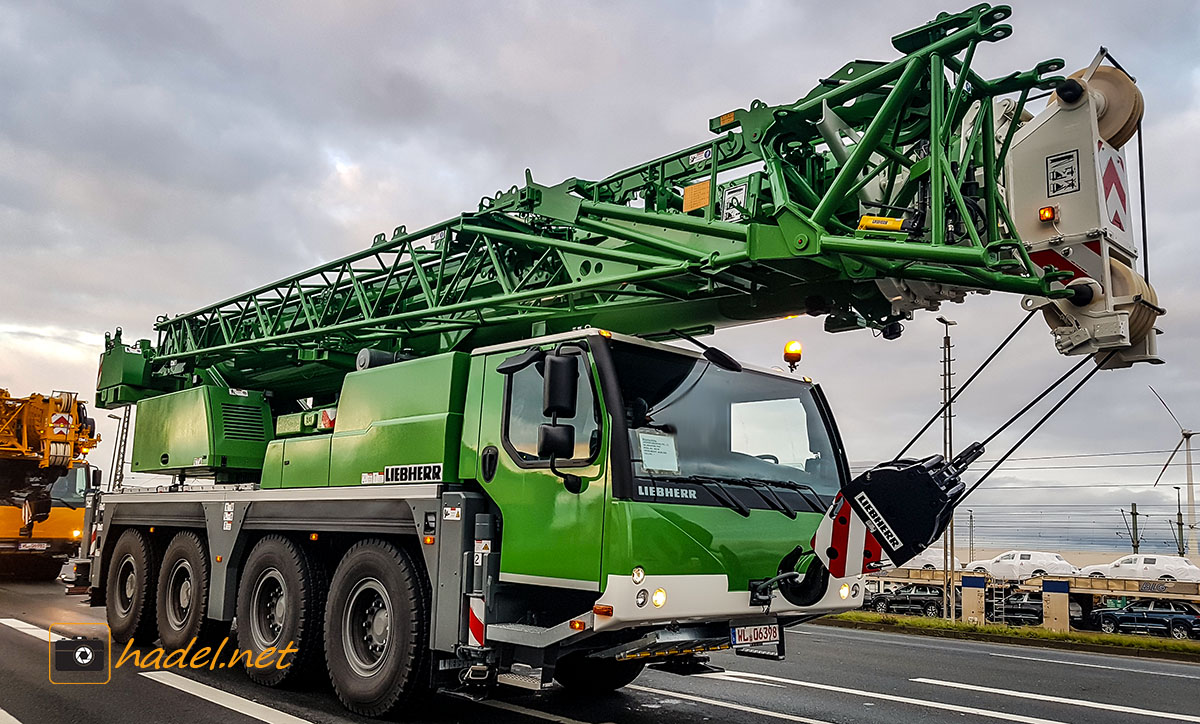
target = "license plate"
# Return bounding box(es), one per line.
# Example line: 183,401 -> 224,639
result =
18,542 -> 50,551
730,623 -> 779,648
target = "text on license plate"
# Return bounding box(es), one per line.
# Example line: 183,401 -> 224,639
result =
730,623 -> 779,647
18,542 -> 50,551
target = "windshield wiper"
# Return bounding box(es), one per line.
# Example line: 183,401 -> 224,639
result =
647,474 -> 751,517
717,478 -> 797,519
739,477 -> 827,515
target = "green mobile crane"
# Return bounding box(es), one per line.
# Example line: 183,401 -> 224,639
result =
75,5 -> 1161,717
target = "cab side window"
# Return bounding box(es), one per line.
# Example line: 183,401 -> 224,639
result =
503,353 -> 600,465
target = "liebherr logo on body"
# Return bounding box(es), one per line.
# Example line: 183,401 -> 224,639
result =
362,464 -> 443,484
636,484 -> 697,500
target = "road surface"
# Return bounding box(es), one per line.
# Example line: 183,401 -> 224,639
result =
0,577 -> 1196,724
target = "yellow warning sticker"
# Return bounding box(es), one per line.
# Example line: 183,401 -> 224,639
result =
719,111 -> 736,127
682,180 -> 711,212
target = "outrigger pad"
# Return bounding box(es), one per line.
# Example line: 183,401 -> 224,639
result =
813,443 -> 983,574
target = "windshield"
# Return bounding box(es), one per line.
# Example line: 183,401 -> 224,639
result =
49,467 -> 88,506
609,340 -> 844,511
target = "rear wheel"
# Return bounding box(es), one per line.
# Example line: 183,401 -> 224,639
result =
1099,617 -> 1117,634
553,653 -> 644,693
107,529 -> 158,643
924,603 -> 941,618
1171,623 -> 1190,640
236,535 -> 327,686
1158,575 -> 1176,581
325,540 -> 429,717
973,567 -> 987,574
874,599 -> 889,613
1031,569 -> 1046,577
157,531 -> 227,649
1088,572 -> 1106,579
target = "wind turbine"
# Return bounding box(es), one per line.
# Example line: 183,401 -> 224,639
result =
1151,386 -> 1196,556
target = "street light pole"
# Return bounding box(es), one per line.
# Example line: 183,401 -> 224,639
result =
1176,486 -> 1187,557
937,316 -> 957,620
967,509 -> 975,562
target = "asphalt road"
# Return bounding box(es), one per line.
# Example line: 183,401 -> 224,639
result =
0,577 -> 1197,724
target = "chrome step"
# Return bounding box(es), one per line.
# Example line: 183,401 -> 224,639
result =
497,671 -> 554,691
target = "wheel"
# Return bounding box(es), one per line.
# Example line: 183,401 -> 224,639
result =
924,603 -> 941,618
874,599 -> 889,613
922,564 -> 936,570
1171,623 -> 1190,640
325,540 -> 429,717
1031,570 -> 1046,577
1099,617 -> 1117,634
107,529 -> 158,643
1088,572 -> 1105,579
157,531 -> 226,649
973,567 -> 987,574
554,653 -> 644,693
237,535 -> 327,686
1158,575 -> 1176,581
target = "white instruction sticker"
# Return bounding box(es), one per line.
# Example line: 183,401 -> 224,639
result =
638,430 -> 680,473
1046,150 -> 1079,197
722,183 -> 748,222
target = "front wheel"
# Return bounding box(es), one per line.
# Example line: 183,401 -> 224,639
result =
325,540 -> 429,717
554,653 -> 644,693
1171,623 -> 1190,640
1099,618 -> 1117,634
1088,572 -> 1106,579
874,600 -> 889,613
1159,575 -> 1176,581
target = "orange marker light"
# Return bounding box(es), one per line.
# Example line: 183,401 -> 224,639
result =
592,604 -> 614,617
783,340 -> 803,371
1038,206 -> 1056,223
569,619 -> 587,631
309,533 -> 319,541
423,535 -> 436,545
215,555 -> 223,563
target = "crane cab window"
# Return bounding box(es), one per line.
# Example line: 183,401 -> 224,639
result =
502,353 -> 600,466
50,467 -> 87,507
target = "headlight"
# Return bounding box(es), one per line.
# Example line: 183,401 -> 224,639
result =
839,583 -> 850,600
652,588 -> 667,608
632,566 -> 645,585
72,530 -> 82,538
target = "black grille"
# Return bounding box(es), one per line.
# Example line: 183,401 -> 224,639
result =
221,404 -> 266,441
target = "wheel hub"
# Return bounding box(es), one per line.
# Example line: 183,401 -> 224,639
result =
344,577 -> 391,676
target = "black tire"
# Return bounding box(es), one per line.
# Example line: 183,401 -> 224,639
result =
1088,572 -> 1105,579
1171,623 -> 1190,640
924,603 -> 941,618
1159,575 -> 1176,582
1031,570 -> 1046,577
107,529 -> 158,643
973,567 -> 987,574
325,540 -> 429,717
156,531 -> 226,649
1099,617 -> 1117,634
236,535 -> 327,687
873,599 -> 889,613
553,653 -> 645,693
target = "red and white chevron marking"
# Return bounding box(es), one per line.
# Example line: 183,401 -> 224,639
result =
812,494 -> 883,578
467,595 -> 485,647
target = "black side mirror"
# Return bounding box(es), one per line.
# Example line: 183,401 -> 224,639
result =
542,354 -> 578,418
89,468 -> 102,490
537,423 -> 575,459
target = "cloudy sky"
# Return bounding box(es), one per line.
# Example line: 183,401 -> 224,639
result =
2,1 -> 1197,556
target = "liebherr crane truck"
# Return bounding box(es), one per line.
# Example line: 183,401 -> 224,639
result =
74,5 -> 1162,717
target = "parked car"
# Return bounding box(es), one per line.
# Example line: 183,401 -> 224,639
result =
868,584 -> 954,617
1079,554 -> 1200,582
964,550 -> 1079,580
1089,599 -> 1200,639
899,548 -> 963,571
987,591 -> 1083,626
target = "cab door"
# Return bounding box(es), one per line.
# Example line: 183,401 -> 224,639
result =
477,345 -> 608,591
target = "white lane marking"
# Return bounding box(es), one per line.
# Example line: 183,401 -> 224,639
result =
785,629 -> 814,635
701,673 -> 784,687
0,706 -> 22,724
481,698 -> 612,724
0,618 -> 64,641
628,685 -> 831,724
913,677 -> 1200,722
721,671 -> 1065,724
140,671 -> 313,724
988,651 -> 1200,680
984,653 -> 1200,681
